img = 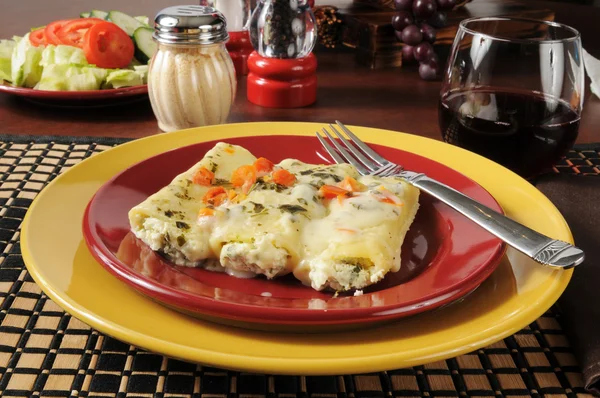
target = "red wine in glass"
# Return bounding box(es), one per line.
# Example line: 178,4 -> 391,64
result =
439,17 -> 584,179
439,89 -> 580,178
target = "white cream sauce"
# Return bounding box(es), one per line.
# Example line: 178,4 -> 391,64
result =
130,145 -> 420,291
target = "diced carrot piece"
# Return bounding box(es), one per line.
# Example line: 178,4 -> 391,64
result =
198,208 -> 215,217
231,165 -> 257,194
192,166 -> 214,186
224,147 -> 235,154
319,185 -> 351,199
272,169 -> 296,186
254,157 -> 275,174
337,228 -> 357,234
376,185 -> 402,205
376,197 -> 396,204
338,176 -> 366,192
202,186 -> 227,206
227,189 -> 237,201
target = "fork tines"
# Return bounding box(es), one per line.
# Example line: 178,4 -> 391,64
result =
317,121 -> 403,177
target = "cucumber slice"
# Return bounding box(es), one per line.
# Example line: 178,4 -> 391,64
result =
132,26 -> 156,63
134,16 -> 150,26
90,10 -> 109,20
108,11 -> 144,36
80,12 -> 91,18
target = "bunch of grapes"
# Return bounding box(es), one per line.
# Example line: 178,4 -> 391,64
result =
392,0 -> 455,80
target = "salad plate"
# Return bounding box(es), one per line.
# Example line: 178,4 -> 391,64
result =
82,136 -> 505,328
0,81 -> 148,103
21,122 -> 574,375
0,10 -> 152,106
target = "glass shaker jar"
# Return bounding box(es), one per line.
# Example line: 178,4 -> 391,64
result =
198,0 -> 255,31
249,0 -> 317,59
148,5 -> 237,133
199,0 -> 256,75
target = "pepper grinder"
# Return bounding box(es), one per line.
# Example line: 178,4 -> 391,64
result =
199,0 -> 255,75
247,0 -> 318,108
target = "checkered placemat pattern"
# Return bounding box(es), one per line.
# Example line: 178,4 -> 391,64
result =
0,136 -> 597,398
553,144 -> 600,176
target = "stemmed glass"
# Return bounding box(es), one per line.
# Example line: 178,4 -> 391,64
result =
438,17 -> 584,178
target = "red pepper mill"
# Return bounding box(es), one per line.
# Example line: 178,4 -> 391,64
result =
199,0 -> 255,76
247,0 -> 318,108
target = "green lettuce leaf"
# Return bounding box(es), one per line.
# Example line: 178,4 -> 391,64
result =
41,45 -> 88,67
133,65 -> 148,84
0,39 -> 16,82
36,64 -> 108,91
11,33 -> 43,87
104,69 -> 143,88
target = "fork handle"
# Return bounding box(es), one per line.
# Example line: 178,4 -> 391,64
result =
400,171 -> 585,269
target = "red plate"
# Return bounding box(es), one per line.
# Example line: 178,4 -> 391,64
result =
83,135 -> 506,329
0,82 -> 147,106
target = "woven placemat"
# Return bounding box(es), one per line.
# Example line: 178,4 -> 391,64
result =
0,135 -> 597,398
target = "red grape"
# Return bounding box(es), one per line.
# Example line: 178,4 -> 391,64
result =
413,0 -> 437,19
419,61 -> 439,80
413,42 -> 434,63
402,44 -> 416,63
392,11 -> 414,31
428,11 -> 448,28
401,25 -> 423,46
420,23 -> 436,43
428,52 -> 440,68
436,0 -> 456,10
394,0 -> 413,11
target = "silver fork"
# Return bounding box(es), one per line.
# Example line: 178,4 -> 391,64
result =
317,121 -> 585,269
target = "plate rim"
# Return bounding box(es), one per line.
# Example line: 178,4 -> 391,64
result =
0,81 -> 148,99
81,136 -> 507,325
20,122 -> 574,375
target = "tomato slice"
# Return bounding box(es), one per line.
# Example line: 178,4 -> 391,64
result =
57,18 -> 104,48
83,21 -> 134,69
29,28 -> 46,47
44,19 -> 73,46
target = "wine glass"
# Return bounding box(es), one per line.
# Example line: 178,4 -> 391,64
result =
438,17 -> 584,178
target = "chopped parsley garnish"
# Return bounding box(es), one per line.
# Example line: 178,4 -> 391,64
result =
279,204 -> 307,214
176,221 -> 190,230
312,172 -> 342,182
250,179 -> 286,193
174,192 -> 191,200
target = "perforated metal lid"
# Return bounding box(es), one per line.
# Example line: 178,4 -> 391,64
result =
153,5 -> 229,45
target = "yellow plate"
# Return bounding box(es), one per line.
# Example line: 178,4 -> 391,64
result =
21,122 -> 573,375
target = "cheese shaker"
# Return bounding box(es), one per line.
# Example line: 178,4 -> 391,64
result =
148,5 -> 237,132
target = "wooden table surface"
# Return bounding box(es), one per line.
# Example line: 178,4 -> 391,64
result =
0,0 -> 599,143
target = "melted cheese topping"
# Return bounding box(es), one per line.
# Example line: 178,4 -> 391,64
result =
128,142 -> 420,292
